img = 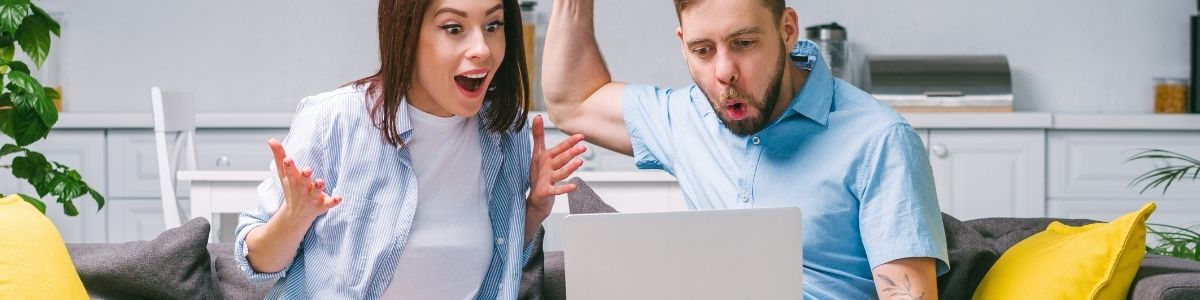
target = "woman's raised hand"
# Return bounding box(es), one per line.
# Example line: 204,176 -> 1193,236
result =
527,115 -> 586,220
267,138 -> 341,221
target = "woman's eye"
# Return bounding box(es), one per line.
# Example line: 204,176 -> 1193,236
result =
441,24 -> 463,35
485,21 -> 504,33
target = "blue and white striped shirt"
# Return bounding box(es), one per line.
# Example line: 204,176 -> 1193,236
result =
234,85 -> 536,299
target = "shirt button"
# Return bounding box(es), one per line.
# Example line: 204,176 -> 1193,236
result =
496,238 -> 506,245
751,136 -> 761,145
740,194 -> 750,202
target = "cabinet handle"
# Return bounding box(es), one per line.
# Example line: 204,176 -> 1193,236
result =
216,155 -> 231,167
931,144 -> 948,158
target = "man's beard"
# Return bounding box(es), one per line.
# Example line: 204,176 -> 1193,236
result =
703,45 -> 787,137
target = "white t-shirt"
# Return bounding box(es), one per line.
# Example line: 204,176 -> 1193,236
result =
380,103 -> 492,299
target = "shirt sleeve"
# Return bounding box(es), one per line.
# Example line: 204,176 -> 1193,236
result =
622,84 -> 692,173
233,96 -> 333,281
856,123 -> 951,276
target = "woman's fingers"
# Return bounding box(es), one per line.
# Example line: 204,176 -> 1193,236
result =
550,145 -> 587,170
551,183 -> 578,196
322,194 -> 343,210
532,115 -> 546,153
267,138 -> 288,181
552,159 -> 585,182
547,134 -> 584,158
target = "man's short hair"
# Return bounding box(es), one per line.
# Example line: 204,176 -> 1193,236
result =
673,0 -> 786,24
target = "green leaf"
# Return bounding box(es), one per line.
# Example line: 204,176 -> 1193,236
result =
34,89 -> 55,126
7,68 -> 38,93
11,103 -> 47,145
88,189 -> 104,210
61,199 -> 76,216
43,86 -> 57,99
0,143 -> 20,156
9,153 -> 31,178
0,0 -> 29,35
29,4 -> 56,36
16,193 -> 44,214
8,59 -> 28,74
0,45 -> 12,65
15,10 -> 48,68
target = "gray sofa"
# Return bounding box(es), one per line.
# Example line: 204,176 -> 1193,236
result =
64,177 -> 1200,299
67,218 -> 275,300
517,178 -> 1200,300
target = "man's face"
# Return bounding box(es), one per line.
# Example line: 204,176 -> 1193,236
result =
677,1 -> 789,136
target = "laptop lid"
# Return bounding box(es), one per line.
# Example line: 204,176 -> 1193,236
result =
563,207 -> 804,300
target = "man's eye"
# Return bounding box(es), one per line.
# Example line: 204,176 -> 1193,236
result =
735,40 -> 755,48
485,21 -> 504,33
692,47 -> 710,56
440,24 -> 463,35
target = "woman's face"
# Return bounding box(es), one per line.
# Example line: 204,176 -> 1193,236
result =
409,0 -> 507,117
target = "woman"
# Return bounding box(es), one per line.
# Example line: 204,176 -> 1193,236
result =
233,0 -> 585,298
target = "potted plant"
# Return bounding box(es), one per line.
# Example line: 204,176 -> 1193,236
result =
0,1 -> 103,216
1128,149 -> 1200,261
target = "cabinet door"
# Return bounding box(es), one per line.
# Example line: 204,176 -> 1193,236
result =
1,130 -> 109,243
927,130 -> 1045,219
106,199 -> 190,243
107,129 -> 287,198
1048,131 -> 1200,200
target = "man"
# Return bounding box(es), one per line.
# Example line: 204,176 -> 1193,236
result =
541,0 -> 950,299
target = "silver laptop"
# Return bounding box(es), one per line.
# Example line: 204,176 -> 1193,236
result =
563,207 -> 804,300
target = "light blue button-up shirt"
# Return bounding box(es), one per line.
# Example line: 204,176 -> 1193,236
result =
234,85 -> 536,299
623,40 -> 950,299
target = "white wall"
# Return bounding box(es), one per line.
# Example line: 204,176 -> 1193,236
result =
41,0 -> 1196,114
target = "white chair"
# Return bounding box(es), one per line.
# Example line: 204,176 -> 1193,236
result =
151,86 -> 196,229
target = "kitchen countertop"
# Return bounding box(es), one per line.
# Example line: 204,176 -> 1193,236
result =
51,111 -> 1200,131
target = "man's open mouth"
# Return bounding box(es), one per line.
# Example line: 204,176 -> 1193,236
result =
726,101 -> 748,121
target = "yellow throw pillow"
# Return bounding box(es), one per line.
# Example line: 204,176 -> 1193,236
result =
0,194 -> 89,299
973,202 -> 1155,300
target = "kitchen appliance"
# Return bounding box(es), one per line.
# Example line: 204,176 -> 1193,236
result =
805,22 -> 854,84
864,55 -> 1014,112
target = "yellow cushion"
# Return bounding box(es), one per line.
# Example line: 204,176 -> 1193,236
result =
0,194 -> 89,299
973,202 -> 1155,300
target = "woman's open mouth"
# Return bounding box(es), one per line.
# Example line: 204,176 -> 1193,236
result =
455,70 -> 488,98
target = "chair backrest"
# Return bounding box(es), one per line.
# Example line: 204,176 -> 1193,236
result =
151,87 -> 196,229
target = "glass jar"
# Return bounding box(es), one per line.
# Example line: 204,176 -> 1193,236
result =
1154,77 -> 1189,114
520,1 -> 538,110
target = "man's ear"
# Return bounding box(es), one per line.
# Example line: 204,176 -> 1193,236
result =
677,26 -> 687,57
781,7 -> 799,46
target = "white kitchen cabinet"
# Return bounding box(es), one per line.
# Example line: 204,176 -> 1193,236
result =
106,199 -> 190,243
1048,200 -> 1200,227
1047,131 -> 1200,200
106,129 -> 288,198
927,129 -> 1046,220
0,130 -> 109,243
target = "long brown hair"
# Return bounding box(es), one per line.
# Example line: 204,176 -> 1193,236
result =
352,0 -> 530,146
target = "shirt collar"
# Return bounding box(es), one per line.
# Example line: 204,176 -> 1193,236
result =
783,39 -> 834,127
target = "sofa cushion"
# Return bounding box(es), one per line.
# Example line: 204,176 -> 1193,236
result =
1130,255 -> 1200,300
208,243 -> 275,300
973,202 -> 1155,299
68,217 -> 213,299
0,194 -> 88,299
